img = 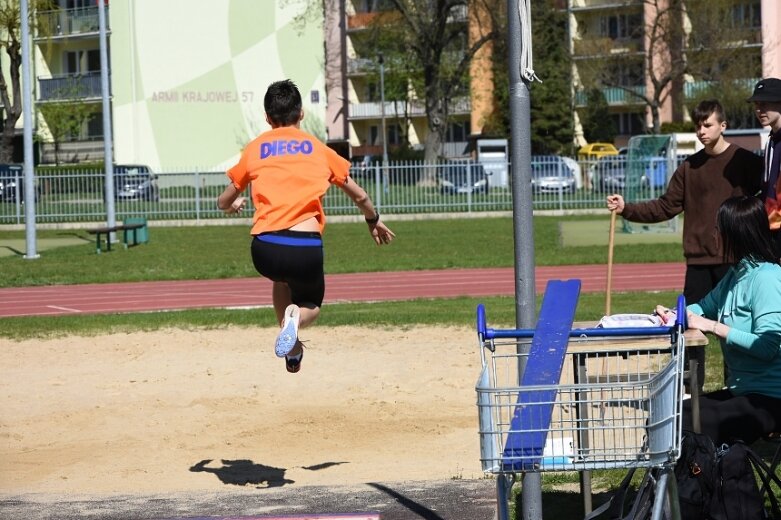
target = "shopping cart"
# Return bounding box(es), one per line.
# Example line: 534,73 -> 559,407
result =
476,280 -> 687,520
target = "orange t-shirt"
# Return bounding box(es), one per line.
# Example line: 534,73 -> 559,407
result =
227,126 -> 350,235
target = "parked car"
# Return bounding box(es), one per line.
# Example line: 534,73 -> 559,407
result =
590,154 -> 688,193
561,156 -> 583,190
0,163 -> 39,203
590,155 -> 628,193
438,161 -> 489,195
114,165 -> 159,201
577,142 -> 619,161
530,155 -> 576,194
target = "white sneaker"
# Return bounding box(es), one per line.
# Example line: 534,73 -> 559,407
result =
275,304 -> 300,357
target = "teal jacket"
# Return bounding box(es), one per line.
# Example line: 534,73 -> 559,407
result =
688,259 -> 781,398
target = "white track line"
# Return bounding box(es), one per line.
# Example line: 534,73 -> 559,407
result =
46,305 -> 83,313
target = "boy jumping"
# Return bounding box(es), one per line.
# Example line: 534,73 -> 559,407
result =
218,79 -> 395,373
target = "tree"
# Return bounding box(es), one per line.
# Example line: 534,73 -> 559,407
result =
575,0 -> 762,134
681,0 -> 762,129
38,89 -> 96,165
482,0 -> 574,154
374,0 -> 501,164
580,88 -> 616,143
528,0 -> 573,155
363,22 -> 419,152
575,0 -> 686,134
0,0 -> 53,163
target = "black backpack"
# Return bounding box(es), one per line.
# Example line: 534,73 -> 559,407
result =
676,431 -> 781,520
586,431 -> 781,520
675,430 -> 719,518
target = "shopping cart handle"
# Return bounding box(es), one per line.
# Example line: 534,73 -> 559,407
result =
476,303 -> 487,338
675,294 -> 687,329
482,326 -> 673,340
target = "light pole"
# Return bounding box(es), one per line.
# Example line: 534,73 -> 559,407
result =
20,0 -> 38,259
378,52 -> 388,165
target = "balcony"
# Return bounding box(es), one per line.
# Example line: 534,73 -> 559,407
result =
689,29 -> 762,49
35,6 -> 106,39
38,73 -> 105,102
570,0 -> 642,11
575,86 -> 646,107
347,57 -> 376,76
347,10 -> 400,31
574,37 -> 642,57
348,97 -> 471,120
684,78 -> 759,99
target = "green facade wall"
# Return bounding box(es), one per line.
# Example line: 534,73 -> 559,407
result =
110,0 -> 326,171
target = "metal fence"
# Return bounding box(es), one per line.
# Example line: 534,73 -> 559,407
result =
0,156 -> 677,227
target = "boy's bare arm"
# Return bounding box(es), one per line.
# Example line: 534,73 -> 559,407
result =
217,184 -> 246,214
338,178 -> 395,245
338,177 -> 377,220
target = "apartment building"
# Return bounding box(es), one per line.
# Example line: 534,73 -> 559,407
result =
325,0 -> 779,155
32,0 -> 106,164
20,0 -> 327,170
568,0 -> 780,146
8,1 -> 779,166
323,0 -> 490,159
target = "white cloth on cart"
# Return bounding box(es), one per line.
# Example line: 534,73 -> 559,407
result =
598,313 -> 669,328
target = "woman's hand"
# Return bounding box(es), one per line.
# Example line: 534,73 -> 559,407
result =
654,305 -> 676,324
686,311 -> 715,333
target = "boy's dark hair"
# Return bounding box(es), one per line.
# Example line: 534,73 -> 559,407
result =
264,79 -> 302,126
718,196 -> 778,264
692,99 -> 725,125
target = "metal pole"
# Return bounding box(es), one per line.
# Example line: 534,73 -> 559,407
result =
507,0 -> 540,518
20,0 -> 38,260
378,52 -> 388,165
98,0 -> 116,233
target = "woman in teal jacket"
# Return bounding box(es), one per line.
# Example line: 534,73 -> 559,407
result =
660,196 -> 781,444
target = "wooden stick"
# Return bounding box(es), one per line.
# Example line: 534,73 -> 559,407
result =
600,210 -> 618,424
606,210 -> 617,315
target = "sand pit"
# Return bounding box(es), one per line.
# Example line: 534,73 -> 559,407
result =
0,325 -> 487,495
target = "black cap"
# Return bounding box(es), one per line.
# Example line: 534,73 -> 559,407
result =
747,78 -> 781,102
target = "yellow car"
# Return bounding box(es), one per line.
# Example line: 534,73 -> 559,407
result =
577,142 -> 619,160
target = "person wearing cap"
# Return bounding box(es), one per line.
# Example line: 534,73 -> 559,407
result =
748,77 -> 781,254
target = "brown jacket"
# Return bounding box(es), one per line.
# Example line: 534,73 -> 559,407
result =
622,144 -> 763,265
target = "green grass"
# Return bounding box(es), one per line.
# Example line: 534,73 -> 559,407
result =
0,215 -> 683,287
0,291 -> 684,339
1,214 -> 755,518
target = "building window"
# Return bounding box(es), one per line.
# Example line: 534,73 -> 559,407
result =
730,1 -> 761,29
86,111 -> 103,140
611,112 -> 644,135
64,0 -> 92,9
446,120 -> 470,142
355,0 -> 395,13
387,124 -> 401,146
607,61 -> 643,87
600,13 -> 642,40
65,49 -> 100,74
367,82 -> 380,102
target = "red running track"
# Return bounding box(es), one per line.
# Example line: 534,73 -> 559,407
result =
0,263 -> 684,318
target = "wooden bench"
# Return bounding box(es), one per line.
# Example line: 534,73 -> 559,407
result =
87,219 -> 148,253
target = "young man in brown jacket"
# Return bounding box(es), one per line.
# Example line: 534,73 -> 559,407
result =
606,99 -> 763,391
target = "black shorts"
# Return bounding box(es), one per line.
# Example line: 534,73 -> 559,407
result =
251,230 -> 325,307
